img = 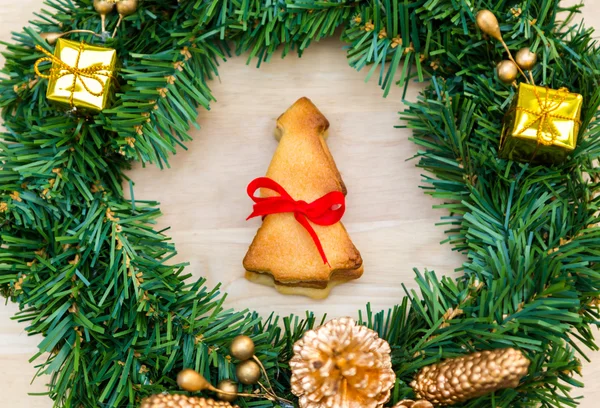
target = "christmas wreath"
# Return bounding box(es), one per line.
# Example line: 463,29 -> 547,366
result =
1,0 -> 600,407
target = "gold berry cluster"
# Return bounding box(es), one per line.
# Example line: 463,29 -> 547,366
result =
93,0 -> 139,18
229,335 -> 263,385
475,10 -> 538,85
148,335 -> 272,405
93,0 -> 139,35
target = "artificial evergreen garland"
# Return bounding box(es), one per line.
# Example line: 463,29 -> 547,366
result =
1,0 -> 600,407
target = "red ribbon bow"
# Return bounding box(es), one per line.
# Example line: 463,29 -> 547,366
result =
246,177 -> 346,265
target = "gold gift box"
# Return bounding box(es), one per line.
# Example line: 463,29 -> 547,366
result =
45,39 -> 117,112
499,83 -> 583,164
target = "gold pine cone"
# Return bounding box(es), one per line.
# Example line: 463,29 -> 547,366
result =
392,400 -> 434,408
140,394 -> 239,408
290,317 -> 395,408
411,348 -> 530,405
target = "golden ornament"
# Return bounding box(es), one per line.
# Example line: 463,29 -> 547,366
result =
476,9 -> 530,84
289,317 -> 395,408
411,348 -> 530,405
499,83 -> 583,163
40,32 -> 63,45
173,369 -> 272,404
177,368 -> 212,392
216,380 -> 238,402
93,0 -> 115,15
496,60 -> 518,84
94,0 -> 115,33
515,47 -> 538,71
140,394 -> 239,408
475,10 -> 502,42
34,39 -> 117,112
39,30 -> 101,45
236,360 -> 261,385
112,0 -> 139,37
116,0 -> 138,16
230,335 -> 255,361
392,400 -> 434,408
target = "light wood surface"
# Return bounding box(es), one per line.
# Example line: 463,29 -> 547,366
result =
1,1 -> 600,406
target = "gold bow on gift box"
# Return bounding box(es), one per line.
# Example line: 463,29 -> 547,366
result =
500,83 -> 583,164
34,38 -> 117,112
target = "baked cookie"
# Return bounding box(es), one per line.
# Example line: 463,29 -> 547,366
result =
243,97 -> 363,299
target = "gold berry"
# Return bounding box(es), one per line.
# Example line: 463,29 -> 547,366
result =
116,0 -> 138,16
177,368 -> 211,392
216,380 -> 238,402
40,32 -> 63,45
93,0 -> 115,15
515,47 -> 538,71
235,360 -> 261,385
230,335 -> 255,361
497,60 -> 519,84
476,10 -> 502,42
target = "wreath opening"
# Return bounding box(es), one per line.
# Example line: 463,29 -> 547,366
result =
1,1 -> 600,407
124,44 -> 459,314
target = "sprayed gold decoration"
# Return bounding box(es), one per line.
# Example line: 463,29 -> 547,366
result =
500,83 -> 583,163
173,367 -> 291,406
10,191 -> 21,202
515,47 -> 538,71
411,348 -> 530,405
236,360 -> 261,385
392,400 -> 434,408
496,60 -> 518,84
177,369 -> 212,392
93,0 -> 115,32
290,317 -> 395,408
230,335 -> 255,361
475,10 -> 502,41
116,0 -> 138,15
216,380 -> 238,402
40,32 -> 63,45
113,0 -> 139,37
93,0 -> 115,15
40,30 -> 102,45
140,394 -> 239,408
476,9 -> 529,84
34,39 -> 117,112
476,13 -> 580,164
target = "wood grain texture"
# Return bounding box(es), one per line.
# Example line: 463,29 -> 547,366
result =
1,0 -> 600,406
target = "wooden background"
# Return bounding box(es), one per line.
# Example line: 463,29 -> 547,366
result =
1,1 -> 599,406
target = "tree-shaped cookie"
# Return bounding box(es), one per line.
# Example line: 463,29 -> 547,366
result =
243,97 -> 363,299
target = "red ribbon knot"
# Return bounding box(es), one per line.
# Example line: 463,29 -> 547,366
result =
246,177 -> 346,265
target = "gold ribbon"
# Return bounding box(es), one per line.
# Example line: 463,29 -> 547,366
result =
34,41 -> 113,107
515,86 -> 581,146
